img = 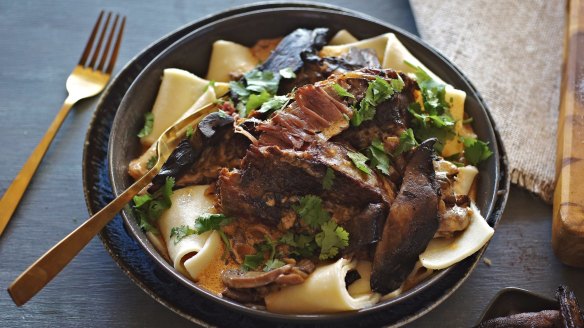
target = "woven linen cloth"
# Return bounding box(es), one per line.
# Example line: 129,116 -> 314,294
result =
409,0 -> 565,203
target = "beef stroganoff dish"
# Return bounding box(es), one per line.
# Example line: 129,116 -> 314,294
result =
127,28 -> 495,314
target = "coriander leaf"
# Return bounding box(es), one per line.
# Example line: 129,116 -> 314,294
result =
279,232 -> 318,258
461,136 -> 493,166
293,195 -> 330,229
132,177 -> 175,233
347,151 -> 372,175
263,259 -> 286,272
146,155 -> 158,170
193,213 -> 232,234
394,128 -> 419,156
243,253 -> 265,271
137,112 -> 154,138
245,69 -> 280,94
279,67 -> 296,79
170,225 -> 197,245
405,62 -> 448,115
229,80 -> 250,99
322,167 -> 335,190
332,83 -> 355,98
315,221 -> 349,260
391,75 -> 405,92
367,139 -> 392,175
133,194 -> 152,207
257,95 -> 290,114
185,126 -> 194,139
351,76 -> 398,127
246,90 -> 271,112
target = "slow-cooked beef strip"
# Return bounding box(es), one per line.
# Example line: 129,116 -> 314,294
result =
218,141 -> 391,228
371,139 -> 440,294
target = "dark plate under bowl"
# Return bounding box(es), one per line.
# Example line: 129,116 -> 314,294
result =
477,287 -> 558,325
103,4 -> 509,326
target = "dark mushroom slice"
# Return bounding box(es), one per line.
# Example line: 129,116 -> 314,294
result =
475,310 -> 561,328
557,285 -> 584,328
148,139 -> 199,192
341,203 -> 385,255
260,28 -> 329,76
149,111 -> 236,192
370,139 -> 440,294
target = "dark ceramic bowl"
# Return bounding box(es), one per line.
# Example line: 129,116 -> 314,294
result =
107,6 -> 509,325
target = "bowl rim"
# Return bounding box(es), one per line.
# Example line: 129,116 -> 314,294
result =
104,3 -> 509,325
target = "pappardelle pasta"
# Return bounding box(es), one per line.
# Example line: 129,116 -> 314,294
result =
128,28 -> 494,314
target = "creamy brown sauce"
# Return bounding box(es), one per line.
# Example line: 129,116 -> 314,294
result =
196,248 -> 238,295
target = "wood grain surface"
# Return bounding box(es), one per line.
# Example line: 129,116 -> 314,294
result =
0,1 -> 582,327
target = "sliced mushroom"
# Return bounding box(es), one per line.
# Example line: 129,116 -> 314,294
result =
222,265 -> 293,289
149,139 -> 199,192
197,111 -> 234,141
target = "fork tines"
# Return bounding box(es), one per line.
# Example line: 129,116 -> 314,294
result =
79,11 -> 126,74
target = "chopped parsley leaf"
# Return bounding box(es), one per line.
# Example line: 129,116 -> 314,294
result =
243,252 -> 265,271
279,67 -> 296,79
137,112 -> 154,138
246,90 -> 271,112
263,259 -> 286,272
322,167 -> 335,190
193,213 -> 232,235
146,155 -> 158,170
461,136 -> 493,166
394,128 -> 419,156
244,69 -> 280,94
185,126 -> 194,139
169,225 -> 197,245
351,76 -> 400,127
293,195 -> 330,229
132,177 -> 175,234
279,232 -> 318,258
367,139 -> 392,175
257,95 -> 290,115
315,221 -> 349,260
347,151 -> 372,175
332,83 -> 355,99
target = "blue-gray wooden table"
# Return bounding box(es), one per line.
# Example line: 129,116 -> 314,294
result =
1,1 -> 582,327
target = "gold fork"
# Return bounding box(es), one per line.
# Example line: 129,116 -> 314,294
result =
0,11 -> 126,236
7,102 -> 219,306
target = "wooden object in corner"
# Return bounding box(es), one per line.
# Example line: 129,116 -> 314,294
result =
553,0 -> 584,267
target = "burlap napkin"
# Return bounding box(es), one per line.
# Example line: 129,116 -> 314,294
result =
409,0 -> 565,203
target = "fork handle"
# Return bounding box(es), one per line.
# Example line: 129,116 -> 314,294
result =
7,167 -> 157,306
0,97 -> 76,236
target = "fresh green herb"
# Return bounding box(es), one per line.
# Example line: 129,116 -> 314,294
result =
264,259 -> 286,271
332,83 -> 355,99
230,69 -> 285,117
279,232 -> 318,257
279,67 -> 296,79
185,126 -> 194,139
367,139 -> 392,175
203,80 -> 215,92
293,195 -> 331,229
229,80 -> 250,98
244,69 -> 280,94
404,61 -> 449,115
133,177 -> 175,233
146,155 -> 157,170
243,252 -> 265,271
322,167 -> 335,190
246,90 -> 271,112
461,136 -> 493,166
351,76 -> 401,127
347,151 -> 372,175
170,225 -> 197,245
257,95 -> 290,115
315,221 -> 349,260
394,128 -> 419,156
193,213 -> 232,234
137,112 -> 154,138
242,236 -> 278,271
